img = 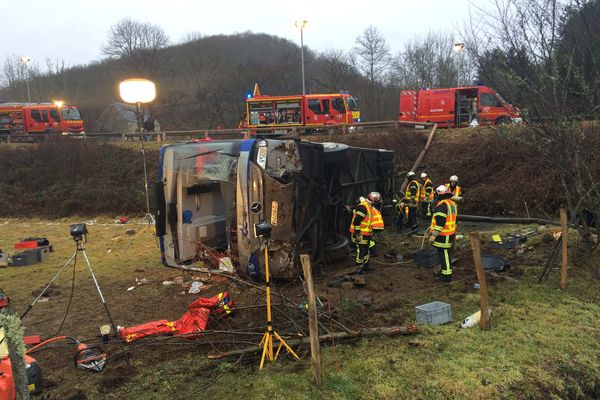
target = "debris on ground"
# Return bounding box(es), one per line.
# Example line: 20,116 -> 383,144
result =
118,292 -> 234,342
188,281 -> 203,294
460,308 -> 492,329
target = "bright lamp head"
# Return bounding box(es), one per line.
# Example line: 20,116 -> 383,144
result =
119,79 -> 156,104
453,43 -> 465,54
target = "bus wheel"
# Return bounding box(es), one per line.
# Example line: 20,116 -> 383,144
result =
495,116 -> 510,125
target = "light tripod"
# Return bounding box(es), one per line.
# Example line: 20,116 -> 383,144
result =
123,101 -> 158,254
21,231 -> 119,338
256,222 -> 300,368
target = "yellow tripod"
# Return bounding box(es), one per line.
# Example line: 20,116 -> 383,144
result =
258,239 -> 300,368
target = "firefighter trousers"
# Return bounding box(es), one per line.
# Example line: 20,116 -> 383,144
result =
408,206 -> 418,229
434,245 -> 453,276
355,237 -> 371,270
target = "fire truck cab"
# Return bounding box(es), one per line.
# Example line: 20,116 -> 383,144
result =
0,102 -> 85,140
399,85 -> 522,128
244,92 -> 360,131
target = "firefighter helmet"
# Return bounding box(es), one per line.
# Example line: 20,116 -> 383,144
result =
436,185 -> 450,195
450,175 -> 459,182
420,172 -> 427,179
407,171 -> 416,178
368,192 -> 381,202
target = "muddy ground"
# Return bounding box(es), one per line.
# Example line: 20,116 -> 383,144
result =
0,217 -> 552,400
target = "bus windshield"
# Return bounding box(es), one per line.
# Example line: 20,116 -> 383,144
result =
346,97 -> 359,111
61,107 -> 81,120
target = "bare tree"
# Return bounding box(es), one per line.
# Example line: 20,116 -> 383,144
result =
102,18 -> 169,75
353,26 -> 391,86
314,49 -> 356,91
390,31 -> 473,89
464,0 -> 600,248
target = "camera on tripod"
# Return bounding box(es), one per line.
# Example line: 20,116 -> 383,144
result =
70,223 -> 88,242
254,221 -> 273,239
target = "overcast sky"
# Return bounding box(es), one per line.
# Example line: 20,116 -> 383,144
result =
4,0 -> 474,69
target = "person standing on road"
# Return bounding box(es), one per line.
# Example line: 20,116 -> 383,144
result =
419,172 -> 434,220
427,185 -> 458,282
349,192 -> 379,274
404,171 -> 421,235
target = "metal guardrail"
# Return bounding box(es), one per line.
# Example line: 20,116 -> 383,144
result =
83,120 -> 435,143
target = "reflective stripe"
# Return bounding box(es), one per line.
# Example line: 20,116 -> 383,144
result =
420,178 -> 434,202
349,201 -> 374,235
445,183 -> 461,196
430,199 -> 457,237
441,248 -> 452,275
405,180 -> 421,203
371,208 -> 384,230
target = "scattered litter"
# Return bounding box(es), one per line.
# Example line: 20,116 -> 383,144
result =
37,296 -> 50,303
218,257 -> 234,273
460,308 -> 492,329
188,281 -> 203,294
456,234 -> 464,240
106,249 -> 112,253
118,217 -> 130,224
162,280 -> 175,286
174,276 -> 185,285
473,283 -> 480,290
136,277 -> 150,285
127,286 -> 136,291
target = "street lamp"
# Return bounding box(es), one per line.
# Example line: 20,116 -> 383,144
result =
20,56 -> 31,103
118,78 -> 157,240
294,20 -> 307,95
453,43 -> 464,87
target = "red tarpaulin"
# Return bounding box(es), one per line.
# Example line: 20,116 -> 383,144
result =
119,292 -> 233,343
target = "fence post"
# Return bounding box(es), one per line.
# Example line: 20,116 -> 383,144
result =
560,208 -> 568,289
469,232 -> 490,331
300,254 -> 322,385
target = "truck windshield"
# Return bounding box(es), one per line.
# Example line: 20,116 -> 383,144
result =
61,107 -> 81,120
346,97 -> 359,111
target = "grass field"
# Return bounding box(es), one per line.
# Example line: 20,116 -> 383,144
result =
2,217 -> 600,399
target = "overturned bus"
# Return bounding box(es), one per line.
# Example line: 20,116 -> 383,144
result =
155,139 -> 394,278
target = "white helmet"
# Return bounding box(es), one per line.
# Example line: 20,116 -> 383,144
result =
368,192 -> 381,202
407,171 -> 416,178
420,172 -> 427,179
449,175 -> 459,182
436,185 -> 450,195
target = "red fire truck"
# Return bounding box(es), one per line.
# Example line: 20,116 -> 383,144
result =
399,85 -> 522,128
242,91 -> 360,131
0,102 -> 85,141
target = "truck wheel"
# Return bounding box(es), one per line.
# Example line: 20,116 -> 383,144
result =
495,116 -> 510,125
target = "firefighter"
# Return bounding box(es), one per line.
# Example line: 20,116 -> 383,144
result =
369,201 -> 385,256
404,171 -> 421,234
446,175 -> 464,202
427,185 -> 458,282
419,172 -> 434,220
349,192 -> 379,273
